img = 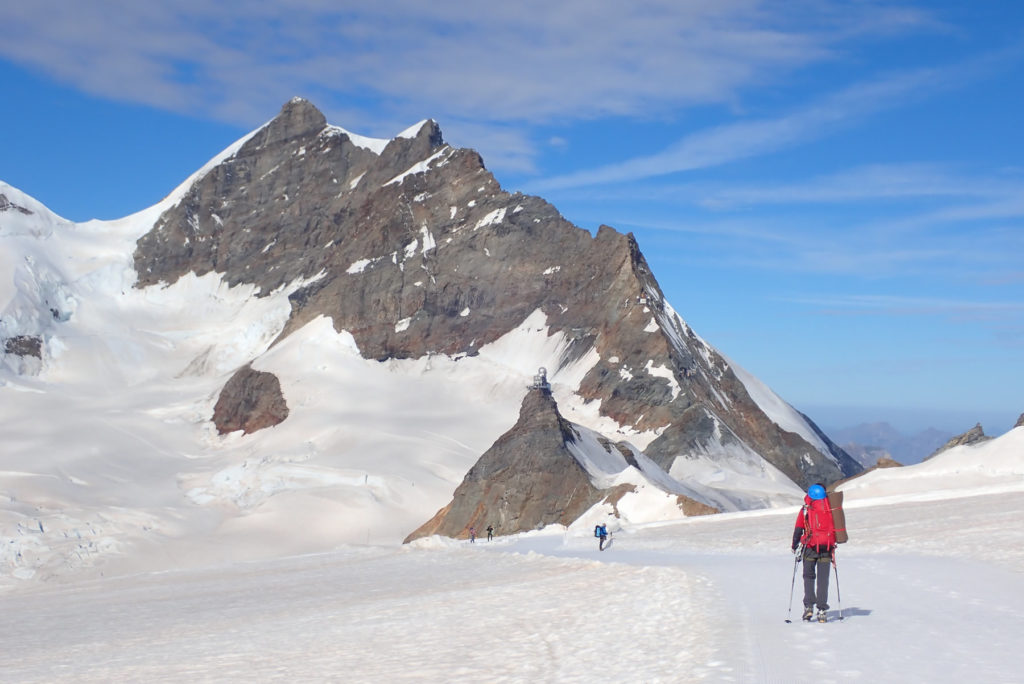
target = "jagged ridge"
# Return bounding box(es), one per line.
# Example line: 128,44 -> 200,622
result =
132,98 -> 860,494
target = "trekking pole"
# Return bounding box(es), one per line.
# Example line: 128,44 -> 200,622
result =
784,546 -> 802,623
832,551 -> 844,622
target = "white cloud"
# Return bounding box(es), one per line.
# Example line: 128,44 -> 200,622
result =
0,1 -> 937,173
782,292 -> 1024,314
531,61 -> 985,191
694,164 -> 1023,209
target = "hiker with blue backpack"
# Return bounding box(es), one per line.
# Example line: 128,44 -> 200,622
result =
594,523 -> 609,551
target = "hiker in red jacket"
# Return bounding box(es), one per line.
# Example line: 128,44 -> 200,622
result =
792,483 -> 836,622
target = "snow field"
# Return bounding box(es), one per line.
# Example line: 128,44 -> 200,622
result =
3,173 -> 835,584
0,546 -> 718,683
2,489 -> 1023,683
3,146 -> 1024,681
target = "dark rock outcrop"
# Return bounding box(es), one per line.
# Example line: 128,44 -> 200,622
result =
212,366 -> 289,435
405,387 -> 722,542
3,335 -> 42,358
830,455 -> 903,490
405,388 -> 608,542
0,193 -> 33,215
926,423 -> 991,460
1015,413 -> 1024,429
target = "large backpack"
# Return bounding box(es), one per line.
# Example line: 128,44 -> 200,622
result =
802,498 -> 836,548
828,491 -> 848,544
594,525 -> 601,538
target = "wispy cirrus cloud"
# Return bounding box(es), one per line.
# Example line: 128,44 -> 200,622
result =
780,293 -> 1024,316
693,163 -> 1024,209
0,1 -> 937,170
531,51 -> 1010,191
778,293 -> 1024,347
555,163 -> 1024,211
616,198 -> 1023,282
0,1 -> 827,123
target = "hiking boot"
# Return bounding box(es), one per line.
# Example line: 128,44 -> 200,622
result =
802,606 -> 814,621
817,610 -> 827,623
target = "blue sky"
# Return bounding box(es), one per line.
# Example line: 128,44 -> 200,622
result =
1,1 -> 1021,436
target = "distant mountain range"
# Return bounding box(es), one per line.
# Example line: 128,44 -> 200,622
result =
827,422 -> 954,465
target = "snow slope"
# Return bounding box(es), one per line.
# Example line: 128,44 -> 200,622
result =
725,352 -> 834,460
2,155 -> 812,580
2,162 -> 1021,679
1,472 -> 1020,683
837,426 -> 1024,501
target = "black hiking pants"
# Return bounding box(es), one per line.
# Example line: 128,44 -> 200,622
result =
802,546 -> 832,610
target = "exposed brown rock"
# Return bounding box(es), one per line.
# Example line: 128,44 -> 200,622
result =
404,388 -> 607,542
925,423 -> 991,460
3,335 -> 42,358
829,455 -> 903,490
134,97 -> 860,499
874,456 -> 903,469
676,494 -> 719,517
0,193 -> 33,215
212,365 -> 289,435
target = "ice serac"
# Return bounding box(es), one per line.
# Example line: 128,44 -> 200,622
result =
131,98 -> 857,497
405,388 -> 625,542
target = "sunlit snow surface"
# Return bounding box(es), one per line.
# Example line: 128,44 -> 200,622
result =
3,144 -> 1024,681
2,140 -> 818,586
1,478 -> 1022,682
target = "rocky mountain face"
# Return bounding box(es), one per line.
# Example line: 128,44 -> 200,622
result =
211,365 -> 289,435
0,190 -> 44,371
406,386 -> 718,542
926,423 -> 992,460
4,98 -> 862,545
0,193 -> 33,216
406,387 -> 612,541
131,98 -> 858,498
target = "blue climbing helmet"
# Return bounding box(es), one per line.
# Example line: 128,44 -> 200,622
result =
808,484 -> 827,500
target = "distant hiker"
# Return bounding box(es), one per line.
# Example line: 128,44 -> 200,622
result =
469,527 -> 476,543
792,483 -> 836,622
486,525 -> 494,542
595,523 -> 609,551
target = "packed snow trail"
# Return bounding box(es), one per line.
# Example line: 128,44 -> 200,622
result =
503,492 -> 1024,683
0,547 -> 725,682
1,491 -> 1022,682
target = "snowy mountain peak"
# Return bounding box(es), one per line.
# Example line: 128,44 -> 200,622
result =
262,97 -> 329,145
405,387 -> 717,542
397,118 -> 435,140
0,188 -> 33,216
0,181 -> 72,236
2,98 -> 864,585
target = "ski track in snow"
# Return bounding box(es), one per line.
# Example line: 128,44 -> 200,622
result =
1,491 -> 1022,683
